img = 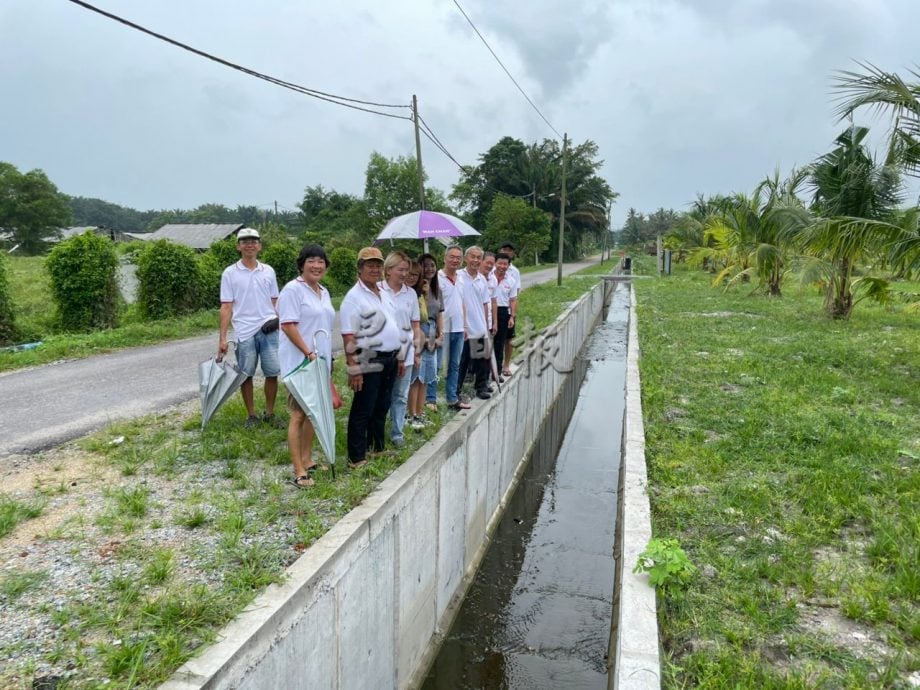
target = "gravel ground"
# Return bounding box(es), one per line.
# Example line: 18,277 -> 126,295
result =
0,401 -> 318,689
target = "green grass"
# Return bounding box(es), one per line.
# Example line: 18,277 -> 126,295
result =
0,569 -> 48,600
0,494 -> 44,538
0,261 -> 613,688
634,259 -> 920,688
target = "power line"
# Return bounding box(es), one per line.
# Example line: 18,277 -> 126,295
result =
65,0 -> 413,121
417,114 -> 468,172
450,0 -> 563,140
417,113 -> 542,202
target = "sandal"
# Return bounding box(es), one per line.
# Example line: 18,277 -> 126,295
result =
290,474 -> 314,489
425,403 -> 438,411
304,463 -> 328,476
347,459 -> 368,469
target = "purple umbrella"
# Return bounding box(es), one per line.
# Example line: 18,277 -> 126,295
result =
376,210 -> 481,242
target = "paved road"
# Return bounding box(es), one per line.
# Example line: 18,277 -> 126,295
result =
0,257 -> 605,457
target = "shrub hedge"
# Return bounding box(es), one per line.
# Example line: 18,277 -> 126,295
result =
45,232 -> 120,331
326,246 -> 357,295
136,240 -> 200,318
0,253 -> 17,345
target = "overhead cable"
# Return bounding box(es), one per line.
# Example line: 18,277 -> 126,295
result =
418,114 -> 542,201
450,0 -> 563,139
65,0 -> 413,121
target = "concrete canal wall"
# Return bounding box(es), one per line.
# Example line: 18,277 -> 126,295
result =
609,283 -> 661,689
163,280 -> 609,690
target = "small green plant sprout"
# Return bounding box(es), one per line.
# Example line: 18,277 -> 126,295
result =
634,537 -> 697,590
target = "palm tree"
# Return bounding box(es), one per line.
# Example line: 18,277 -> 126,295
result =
834,63 -> 920,180
689,171 -> 808,296
799,126 -> 904,318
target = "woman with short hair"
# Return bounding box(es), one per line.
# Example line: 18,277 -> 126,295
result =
277,244 -> 335,488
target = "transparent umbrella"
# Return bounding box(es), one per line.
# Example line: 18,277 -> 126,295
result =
199,356 -> 248,430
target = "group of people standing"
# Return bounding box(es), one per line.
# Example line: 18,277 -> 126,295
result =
217,227 -> 520,489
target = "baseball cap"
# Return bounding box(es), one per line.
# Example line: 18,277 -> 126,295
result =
237,227 -> 260,240
356,246 -> 384,263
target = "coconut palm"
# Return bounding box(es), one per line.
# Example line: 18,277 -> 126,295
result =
799,126 -> 905,318
690,171 -> 808,295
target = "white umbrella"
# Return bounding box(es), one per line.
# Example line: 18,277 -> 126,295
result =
376,210 -> 480,243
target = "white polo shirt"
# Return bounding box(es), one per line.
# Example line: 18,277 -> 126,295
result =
277,278 -> 335,377
507,262 -> 521,290
340,280 -> 403,354
493,270 -> 519,308
219,261 -> 279,342
457,269 -> 489,339
481,271 -> 498,329
438,269 -> 465,334
379,281 -> 420,362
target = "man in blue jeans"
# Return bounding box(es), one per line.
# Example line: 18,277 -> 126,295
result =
438,245 -> 471,410
218,227 -> 282,428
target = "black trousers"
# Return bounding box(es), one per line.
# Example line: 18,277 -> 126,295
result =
347,352 -> 398,461
458,337 -> 489,394
494,307 -> 511,373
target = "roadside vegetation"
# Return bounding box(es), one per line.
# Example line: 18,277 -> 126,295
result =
0,262 -> 611,689
634,257 -> 919,688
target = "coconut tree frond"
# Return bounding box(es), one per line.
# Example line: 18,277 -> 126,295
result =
724,265 -> 756,290
688,246 -> 721,270
791,255 -> 833,287
711,265 -> 735,287
852,275 -> 893,305
833,62 -> 920,121
833,62 -> 920,178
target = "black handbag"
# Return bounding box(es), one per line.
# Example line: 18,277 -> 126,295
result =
260,317 -> 280,334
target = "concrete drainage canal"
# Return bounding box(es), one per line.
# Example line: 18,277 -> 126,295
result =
421,282 -> 632,689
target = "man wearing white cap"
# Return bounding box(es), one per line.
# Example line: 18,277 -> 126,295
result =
218,227 -> 282,428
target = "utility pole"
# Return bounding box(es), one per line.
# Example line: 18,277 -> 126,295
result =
556,133 -> 568,287
274,200 -> 278,222
605,199 -> 613,263
412,94 -> 428,253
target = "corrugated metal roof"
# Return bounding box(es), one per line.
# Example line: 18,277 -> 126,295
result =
59,226 -> 99,239
146,223 -> 244,250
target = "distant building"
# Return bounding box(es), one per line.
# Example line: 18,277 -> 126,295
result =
58,226 -> 136,243
139,223 -> 245,250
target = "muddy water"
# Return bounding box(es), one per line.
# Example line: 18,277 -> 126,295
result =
422,284 -> 630,689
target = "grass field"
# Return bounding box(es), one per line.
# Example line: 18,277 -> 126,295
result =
1,255 -> 217,373
0,262 -> 613,689
634,259 -> 919,688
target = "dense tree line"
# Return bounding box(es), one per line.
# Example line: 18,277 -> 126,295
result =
67,197 -> 302,234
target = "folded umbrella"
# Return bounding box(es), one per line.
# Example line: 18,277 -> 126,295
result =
283,331 -> 337,476
199,356 -> 248,430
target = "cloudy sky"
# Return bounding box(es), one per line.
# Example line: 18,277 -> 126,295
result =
1,0 -> 918,227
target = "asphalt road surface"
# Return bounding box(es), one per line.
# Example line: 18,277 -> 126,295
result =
0,258 -> 606,457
